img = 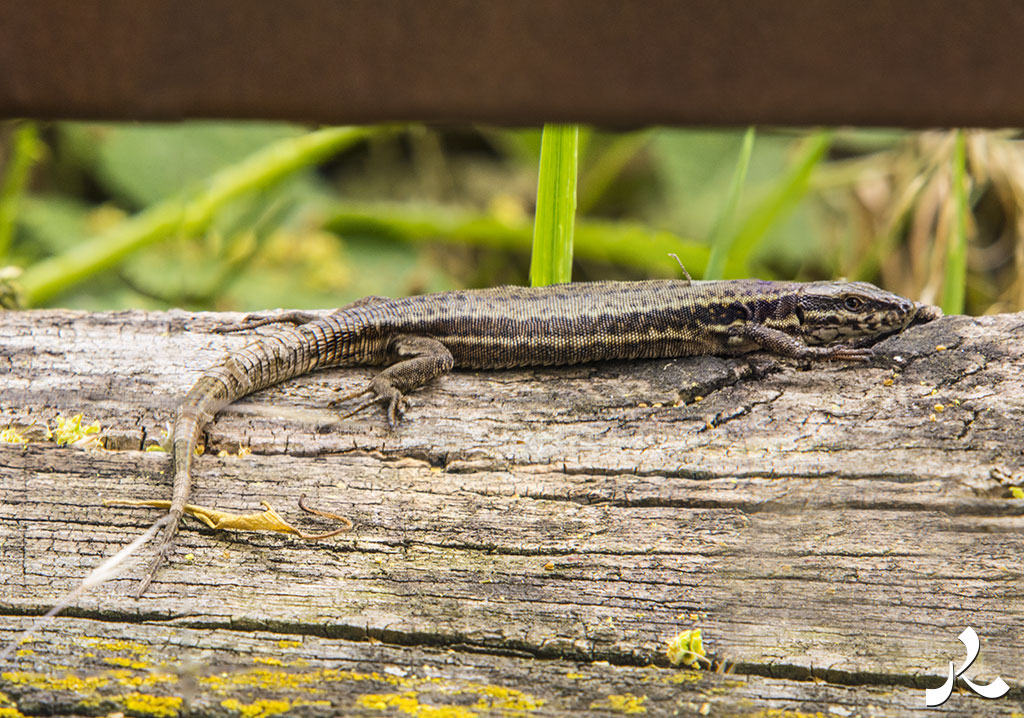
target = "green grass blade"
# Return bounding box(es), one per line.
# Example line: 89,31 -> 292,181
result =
703,126 -> 755,280
530,124 -> 578,287
941,130 -> 968,314
0,121 -> 42,260
20,126 -> 375,307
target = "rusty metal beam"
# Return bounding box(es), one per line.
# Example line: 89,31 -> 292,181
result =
2,0 -> 1023,126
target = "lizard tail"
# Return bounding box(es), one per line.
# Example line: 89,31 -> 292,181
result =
137,324 -> 336,597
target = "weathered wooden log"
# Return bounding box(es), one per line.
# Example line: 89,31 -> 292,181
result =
1,308 -> 1022,716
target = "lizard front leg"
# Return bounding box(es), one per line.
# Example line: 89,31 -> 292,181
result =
334,334 -> 455,428
731,322 -> 875,361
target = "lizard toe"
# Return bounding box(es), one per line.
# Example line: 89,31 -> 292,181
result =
386,393 -> 408,429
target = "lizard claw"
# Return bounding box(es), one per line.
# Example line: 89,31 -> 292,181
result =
337,396 -> 380,422
825,346 -> 875,362
329,385 -> 372,408
387,394 -> 409,429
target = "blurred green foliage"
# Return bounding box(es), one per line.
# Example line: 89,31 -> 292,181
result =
60,122 -> 307,207
1,121 -> 1019,314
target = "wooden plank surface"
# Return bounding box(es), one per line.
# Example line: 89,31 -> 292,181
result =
2,307 -> 1023,716
2,0 -> 1024,126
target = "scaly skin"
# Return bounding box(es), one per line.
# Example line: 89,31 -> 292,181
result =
135,279 -> 942,596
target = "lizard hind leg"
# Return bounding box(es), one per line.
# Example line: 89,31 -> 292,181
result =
332,334 -> 454,429
212,296 -> 392,334
211,310 -> 324,333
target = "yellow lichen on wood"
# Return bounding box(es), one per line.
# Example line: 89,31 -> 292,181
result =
356,691 -> 477,718
463,684 -> 543,712
80,638 -> 150,656
118,692 -> 182,718
2,666 -> 178,696
349,675 -> 545,717
1,670 -> 110,693
590,693 -> 647,714
107,671 -> 178,690
103,657 -> 149,670
254,657 -> 285,666
662,671 -> 703,685
221,697 -> 296,718
0,690 -> 27,718
202,667 -> 331,693
0,671 -> 151,717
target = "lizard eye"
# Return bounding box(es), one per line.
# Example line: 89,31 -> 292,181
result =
843,295 -> 865,311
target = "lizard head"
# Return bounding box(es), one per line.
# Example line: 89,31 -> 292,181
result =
795,281 -> 942,345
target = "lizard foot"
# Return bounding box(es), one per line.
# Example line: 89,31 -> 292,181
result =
331,380 -> 408,429
210,310 -> 322,333
329,334 -> 451,429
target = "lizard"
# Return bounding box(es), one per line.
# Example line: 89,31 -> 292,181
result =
134,278 -> 942,596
